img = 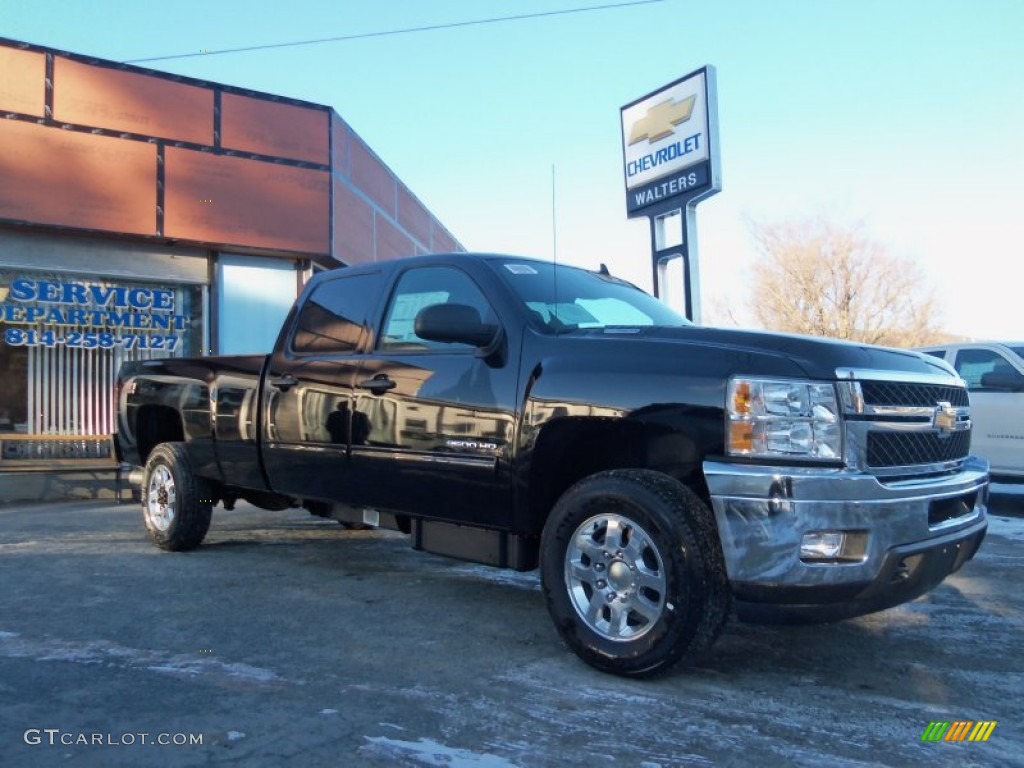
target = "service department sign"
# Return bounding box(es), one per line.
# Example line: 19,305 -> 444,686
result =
621,66 -> 721,215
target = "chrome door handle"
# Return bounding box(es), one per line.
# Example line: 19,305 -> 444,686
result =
270,374 -> 298,392
357,375 -> 396,394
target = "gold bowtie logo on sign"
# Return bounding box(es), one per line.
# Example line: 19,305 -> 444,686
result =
629,95 -> 697,145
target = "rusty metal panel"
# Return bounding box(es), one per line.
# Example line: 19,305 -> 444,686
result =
397,184 -> 432,247
164,147 -> 329,254
432,223 -> 459,254
374,213 -> 415,263
350,135 -> 396,217
0,46 -> 45,116
333,178 -> 374,266
330,113 -> 351,177
221,93 -> 329,164
53,57 -> 213,143
0,120 -> 156,234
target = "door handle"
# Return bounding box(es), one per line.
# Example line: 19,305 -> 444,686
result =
357,374 -> 396,394
270,374 -> 299,392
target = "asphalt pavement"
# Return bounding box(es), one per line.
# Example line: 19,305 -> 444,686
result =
1,490 -> 1021,767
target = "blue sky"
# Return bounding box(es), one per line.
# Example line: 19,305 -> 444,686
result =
4,0 -> 1022,339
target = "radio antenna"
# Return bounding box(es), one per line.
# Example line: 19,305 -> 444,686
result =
551,163 -> 559,326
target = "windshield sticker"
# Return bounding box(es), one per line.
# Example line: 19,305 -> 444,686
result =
504,264 -> 539,275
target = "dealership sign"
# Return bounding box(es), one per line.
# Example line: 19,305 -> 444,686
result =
621,66 -> 721,215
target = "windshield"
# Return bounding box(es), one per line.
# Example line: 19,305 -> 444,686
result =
490,259 -> 690,331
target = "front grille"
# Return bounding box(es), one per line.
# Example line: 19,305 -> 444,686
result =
860,381 -> 968,408
866,431 -> 971,468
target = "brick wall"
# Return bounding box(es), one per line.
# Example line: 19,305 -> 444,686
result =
330,114 -> 462,265
0,38 -> 462,265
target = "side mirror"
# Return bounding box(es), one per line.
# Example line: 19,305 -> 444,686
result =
414,303 -> 498,348
979,369 -> 1024,391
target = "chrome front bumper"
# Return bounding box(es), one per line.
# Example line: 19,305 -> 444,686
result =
703,456 -> 989,608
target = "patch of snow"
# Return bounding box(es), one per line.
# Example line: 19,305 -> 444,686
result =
226,731 -> 246,742
0,631 -> 283,684
362,736 -> 520,767
147,663 -> 203,676
986,515 -> 1024,541
320,708 -> 338,715
449,564 -> 541,591
217,662 -> 281,683
146,659 -> 280,682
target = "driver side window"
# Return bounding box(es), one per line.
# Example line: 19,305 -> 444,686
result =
954,348 -> 1018,391
380,266 -> 495,351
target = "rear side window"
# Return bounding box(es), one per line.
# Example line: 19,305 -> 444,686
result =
921,349 -> 947,360
290,272 -> 382,354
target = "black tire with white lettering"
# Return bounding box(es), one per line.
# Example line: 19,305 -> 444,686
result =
540,469 -> 730,677
141,443 -> 213,551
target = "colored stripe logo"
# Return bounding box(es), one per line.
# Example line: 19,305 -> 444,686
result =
921,721 -> 997,742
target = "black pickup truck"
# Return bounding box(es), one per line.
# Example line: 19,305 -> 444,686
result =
115,253 -> 989,677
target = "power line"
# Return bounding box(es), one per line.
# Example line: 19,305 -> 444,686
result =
124,0 -> 665,63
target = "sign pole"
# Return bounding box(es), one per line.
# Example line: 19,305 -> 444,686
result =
647,208 -> 699,320
648,215 -> 663,300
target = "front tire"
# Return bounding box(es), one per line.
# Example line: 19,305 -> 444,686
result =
540,469 -> 730,677
142,443 -> 213,551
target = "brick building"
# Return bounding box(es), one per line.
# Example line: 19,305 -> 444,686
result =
0,37 -> 461,499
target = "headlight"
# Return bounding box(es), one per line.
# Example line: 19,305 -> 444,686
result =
727,377 -> 842,460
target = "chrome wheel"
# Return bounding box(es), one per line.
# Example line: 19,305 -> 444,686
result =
146,464 -> 176,532
140,443 -> 213,551
542,470 -> 730,676
564,512 -> 667,642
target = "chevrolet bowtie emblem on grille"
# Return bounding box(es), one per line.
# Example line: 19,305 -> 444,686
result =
629,95 -> 697,145
934,401 -> 970,437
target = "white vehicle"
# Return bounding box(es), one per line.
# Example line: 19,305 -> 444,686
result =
917,342 -> 1024,480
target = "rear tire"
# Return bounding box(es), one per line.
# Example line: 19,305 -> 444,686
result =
540,469 -> 730,677
142,443 -> 213,551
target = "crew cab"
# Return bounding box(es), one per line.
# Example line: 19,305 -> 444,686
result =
115,253 -> 989,677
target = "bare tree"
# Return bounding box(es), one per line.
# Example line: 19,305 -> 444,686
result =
746,215 -> 945,347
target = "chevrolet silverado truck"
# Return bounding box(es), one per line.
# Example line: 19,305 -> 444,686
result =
114,253 -> 989,677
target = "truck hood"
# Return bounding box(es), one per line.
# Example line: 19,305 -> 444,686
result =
570,325 -> 954,381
